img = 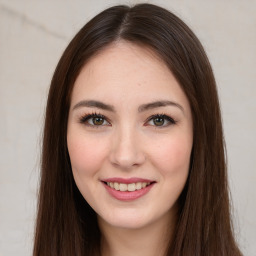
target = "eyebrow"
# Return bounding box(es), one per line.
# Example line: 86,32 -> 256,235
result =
138,100 -> 184,113
72,99 -> 184,113
72,100 -> 115,112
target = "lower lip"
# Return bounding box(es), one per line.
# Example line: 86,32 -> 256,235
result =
103,182 -> 155,201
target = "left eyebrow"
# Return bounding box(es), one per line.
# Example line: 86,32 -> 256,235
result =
138,100 -> 184,113
72,100 -> 115,112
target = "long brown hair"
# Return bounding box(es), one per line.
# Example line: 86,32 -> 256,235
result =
33,3 -> 242,256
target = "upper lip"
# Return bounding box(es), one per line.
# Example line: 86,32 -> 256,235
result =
102,177 -> 155,184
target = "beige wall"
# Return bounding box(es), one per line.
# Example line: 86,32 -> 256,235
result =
0,0 -> 255,255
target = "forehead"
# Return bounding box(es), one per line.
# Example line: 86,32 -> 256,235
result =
78,41 -> 169,82
71,41 -> 189,110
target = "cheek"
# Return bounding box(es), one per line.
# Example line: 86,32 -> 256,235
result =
151,134 -> 192,177
67,132 -> 108,176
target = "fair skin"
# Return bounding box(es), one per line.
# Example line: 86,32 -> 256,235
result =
67,41 -> 193,256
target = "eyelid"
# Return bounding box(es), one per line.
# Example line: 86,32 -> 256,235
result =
145,114 -> 176,127
78,112 -> 176,128
79,113 -> 111,126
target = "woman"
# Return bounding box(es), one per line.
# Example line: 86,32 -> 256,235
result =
33,3 -> 242,256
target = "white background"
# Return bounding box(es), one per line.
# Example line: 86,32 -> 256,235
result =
0,0 -> 255,255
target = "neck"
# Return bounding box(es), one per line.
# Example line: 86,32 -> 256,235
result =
98,211 -> 176,256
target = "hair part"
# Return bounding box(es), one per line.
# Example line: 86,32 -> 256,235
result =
34,3 -> 242,256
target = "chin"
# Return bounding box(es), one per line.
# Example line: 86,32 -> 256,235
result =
98,209 -> 162,230
104,219 -> 149,230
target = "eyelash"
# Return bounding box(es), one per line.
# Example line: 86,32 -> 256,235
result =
79,112 -> 176,127
145,114 -> 176,127
79,112 -> 110,126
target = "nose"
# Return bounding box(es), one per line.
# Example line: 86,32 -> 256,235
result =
109,126 -> 146,169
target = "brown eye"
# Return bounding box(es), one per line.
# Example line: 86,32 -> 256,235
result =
146,114 -> 176,127
153,117 -> 165,126
80,114 -> 110,126
92,116 -> 104,125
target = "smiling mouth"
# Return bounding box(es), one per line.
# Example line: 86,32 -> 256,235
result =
104,181 -> 154,192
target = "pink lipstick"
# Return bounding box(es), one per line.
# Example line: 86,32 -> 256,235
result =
101,177 -> 155,201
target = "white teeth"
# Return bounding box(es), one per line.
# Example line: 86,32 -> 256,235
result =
106,181 -> 152,191
114,182 -> 119,190
119,183 -> 127,191
128,183 -> 136,192
136,182 -> 142,190
142,182 -> 147,188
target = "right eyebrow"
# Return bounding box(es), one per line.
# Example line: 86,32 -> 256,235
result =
72,100 -> 115,112
138,100 -> 184,113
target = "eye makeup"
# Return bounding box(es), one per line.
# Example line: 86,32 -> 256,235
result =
79,112 -> 111,126
78,111 -> 177,129
145,114 -> 177,127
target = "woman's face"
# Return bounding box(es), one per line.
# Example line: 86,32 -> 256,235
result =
67,42 -> 193,230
